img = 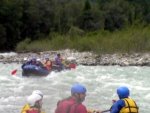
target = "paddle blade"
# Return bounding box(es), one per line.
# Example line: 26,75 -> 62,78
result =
11,69 -> 17,75
69,64 -> 76,69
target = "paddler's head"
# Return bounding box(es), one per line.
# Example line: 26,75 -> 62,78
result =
32,90 -> 43,98
27,93 -> 43,109
45,56 -> 49,61
57,53 -> 61,57
32,57 -> 37,62
71,84 -> 87,102
117,86 -> 130,99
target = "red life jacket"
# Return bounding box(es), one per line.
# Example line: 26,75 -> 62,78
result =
55,57 -> 62,62
55,97 -> 86,113
59,57 -> 62,61
31,61 -> 37,65
26,109 -> 39,113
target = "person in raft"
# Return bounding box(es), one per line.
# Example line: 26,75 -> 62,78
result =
40,56 -> 52,71
22,57 -> 39,68
55,84 -> 102,113
21,90 -> 45,113
110,86 -> 139,113
54,53 -> 68,69
28,57 -> 39,66
21,58 -> 29,69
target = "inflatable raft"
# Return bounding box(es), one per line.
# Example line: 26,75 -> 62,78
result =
22,63 -> 76,76
22,65 -> 50,76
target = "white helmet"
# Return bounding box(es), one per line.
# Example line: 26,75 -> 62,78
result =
27,94 -> 42,106
32,90 -> 43,97
24,58 -> 28,61
37,58 -> 41,61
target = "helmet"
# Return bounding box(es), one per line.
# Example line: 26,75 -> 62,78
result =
37,58 -> 41,61
57,53 -> 60,57
32,57 -> 36,61
24,58 -> 28,61
71,84 -> 87,95
117,86 -> 130,98
45,56 -> 49,60
32,90 -> 43,98
27,94 -> 42,106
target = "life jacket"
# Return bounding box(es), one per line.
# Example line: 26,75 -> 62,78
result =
26,109 -> 39,113
21,104 -> 45,113
52,61 -> 56,65
59,57 -> 63,61
55,56 -> 63,63
120,98 -> 138,113
56,97 -> 81,113
31,60 -> 37,65
62,60 -> 67,67
44,60 -> 52,71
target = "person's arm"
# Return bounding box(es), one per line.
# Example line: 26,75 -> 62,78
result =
27,60 -> 32,65
110,100 -> 125,113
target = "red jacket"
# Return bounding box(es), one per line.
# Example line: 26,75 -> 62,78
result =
55,97 -> 87,113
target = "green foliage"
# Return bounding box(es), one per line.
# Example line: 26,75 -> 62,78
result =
16,26 -> 150,53
21,0 -> 54,40
0,24 -> 6,49
103,0 -> 131,31
83,0 -> 91,11
16,38 -> 31,52
78,1 -> 104,31
1,0 -> 150,52
0,0 -> 23,50
68,26 -> 85,38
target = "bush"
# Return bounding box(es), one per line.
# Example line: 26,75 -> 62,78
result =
16,26 -> 150,54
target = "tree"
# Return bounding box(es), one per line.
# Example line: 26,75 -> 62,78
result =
21,0 -> 54,40
77,0 -> 104,31
103,0 -> 134,31
0,0 -> 23,50
0,24 -> 6,50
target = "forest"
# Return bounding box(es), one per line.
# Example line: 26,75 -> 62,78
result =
0,0 -> 150,53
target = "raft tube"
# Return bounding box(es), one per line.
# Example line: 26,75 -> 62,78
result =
22,65 -> 50,76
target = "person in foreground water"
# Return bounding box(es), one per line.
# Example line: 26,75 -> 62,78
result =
110,86 -> 139,113
55,84 -> 101,113
21,90 -> 45,113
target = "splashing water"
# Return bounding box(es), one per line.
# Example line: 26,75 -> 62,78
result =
0,63 -> 149,113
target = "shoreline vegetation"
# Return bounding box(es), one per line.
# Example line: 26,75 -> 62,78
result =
16,27 -> 150,54
1,27 -> 149,66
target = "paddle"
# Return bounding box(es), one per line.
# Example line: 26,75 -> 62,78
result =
68,64 -> 76,69
102,109 -> 110,113
11,69 -> 17,75
87,109 -> 110,113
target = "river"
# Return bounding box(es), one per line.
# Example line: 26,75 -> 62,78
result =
0,62 -> 150,113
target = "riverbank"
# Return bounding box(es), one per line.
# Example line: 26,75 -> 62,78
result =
0,49 -> 150,66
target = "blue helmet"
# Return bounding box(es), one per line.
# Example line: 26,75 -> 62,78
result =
71,84 -> 87,95
45,56 -> 49,60
117,86 -> 130,98
32,57 -> 36,61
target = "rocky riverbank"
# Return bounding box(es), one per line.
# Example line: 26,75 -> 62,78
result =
0,49 -> 150,66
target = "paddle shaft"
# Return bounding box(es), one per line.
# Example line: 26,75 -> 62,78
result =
102,109 -> 110,113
